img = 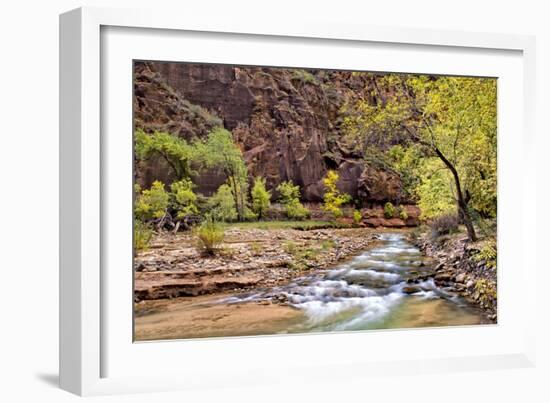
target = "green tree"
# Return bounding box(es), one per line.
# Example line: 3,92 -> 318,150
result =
200,128 -> 250,221
342,75 -> 497,241
251,177 -> 271,220
135,180 -> 170,222
276,181 -> 310,220
170,179 -> 199,219
135,129 -> 199,180
322,170 -> 351,219
207,183 -> 238,222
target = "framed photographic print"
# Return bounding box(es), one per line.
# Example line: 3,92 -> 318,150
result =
60,6 -> 537,396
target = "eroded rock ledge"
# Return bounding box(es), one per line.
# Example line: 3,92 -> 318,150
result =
411,233 -> 497,322
134,227 -> 379,302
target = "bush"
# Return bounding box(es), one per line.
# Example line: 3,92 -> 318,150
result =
398,205 -> 408,220
291,69 -> 318,85
429,214 -> 459,237
353,210 -> 362,224
194,217 -> 225,255
285,201 -> 310,220
384,202 -> 395,219
283,240 -> 298,255
277,181 -> 310,220
207,184 -> 238,222
474,279 -> 497,306
134,220 -> 153,251
170,179 -> 199,219
473,237 -> 497,269
135,181 -> 170,221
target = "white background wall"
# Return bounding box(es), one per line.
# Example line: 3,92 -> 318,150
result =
0,0 -> 548,401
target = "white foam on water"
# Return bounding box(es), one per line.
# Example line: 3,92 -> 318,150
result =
296,292 -> 404,326
409,290 -> 438,299
351,259 -> 404,270
212,232 -> 472,332
345,269 -> 401,281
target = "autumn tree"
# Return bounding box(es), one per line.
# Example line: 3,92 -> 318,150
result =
342,75 -> 497,241
322,170 -> 351,219
134,181 -> 170,229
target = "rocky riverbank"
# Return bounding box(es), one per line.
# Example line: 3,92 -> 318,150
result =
134,226 -> 380,302
409,231 -> 497,322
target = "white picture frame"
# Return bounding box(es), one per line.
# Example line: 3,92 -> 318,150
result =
59,6 -> 537,396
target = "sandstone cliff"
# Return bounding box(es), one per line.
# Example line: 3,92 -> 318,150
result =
134,61 -> 407,206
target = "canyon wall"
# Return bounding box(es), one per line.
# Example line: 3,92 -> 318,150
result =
134,61 -> 407,206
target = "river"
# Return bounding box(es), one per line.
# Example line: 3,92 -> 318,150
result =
134,232 -> 488,341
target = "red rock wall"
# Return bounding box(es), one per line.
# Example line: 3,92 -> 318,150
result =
134,61 -> 409,206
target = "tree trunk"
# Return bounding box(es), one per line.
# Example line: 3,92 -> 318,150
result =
226,171 -> 243,221
172,220 -> 181,234
458,200 -> 477,242
433,147 -> 477,242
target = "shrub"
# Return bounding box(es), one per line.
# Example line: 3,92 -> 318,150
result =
283,240 -> 298,255
250,241 -> 263,256
291,69 -> 318,85
322,170 -> 351,219
207,184 -> 238,222
384,202 -> 395,219
353,210 -> 362,224
134,220 -> 153,251
170,179 -> 199,219
429,214 -> 459,237
135,181 -> 170,221
398,205 -> 408,220
251,177 -> 271,219
474,279 -> 497,306
321,239 -> 336,250
277,181 -> 310,220
285,202 -> 310,220
473,237 -> 497,269
194,217 -> 225,255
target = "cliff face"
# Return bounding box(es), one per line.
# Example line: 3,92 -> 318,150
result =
134,61 -> 405,205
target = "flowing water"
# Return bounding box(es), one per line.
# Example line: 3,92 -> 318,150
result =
135,233 -> 488,341
216,232 -> 487,333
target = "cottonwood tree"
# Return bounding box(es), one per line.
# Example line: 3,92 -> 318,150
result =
200,128 -> 250,221
342,75 -> 497,241
251,177 -> 271,220
135,129 -> 199,180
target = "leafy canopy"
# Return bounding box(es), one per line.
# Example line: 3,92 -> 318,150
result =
207,183 -> 238,222
170,179 -> 199,219
276,180 -> 310,220
135,129 -> 201,180
341,74 -> 497,225
134,181 -> 170,221
200,128 -> 251,221
251,177 -> 271,220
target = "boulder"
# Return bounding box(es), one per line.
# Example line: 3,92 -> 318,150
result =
455,273 -> 467,283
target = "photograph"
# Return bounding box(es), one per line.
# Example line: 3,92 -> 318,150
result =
132,61 -> 498,341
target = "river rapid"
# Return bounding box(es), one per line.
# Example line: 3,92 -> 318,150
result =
134,232 -> 488,341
